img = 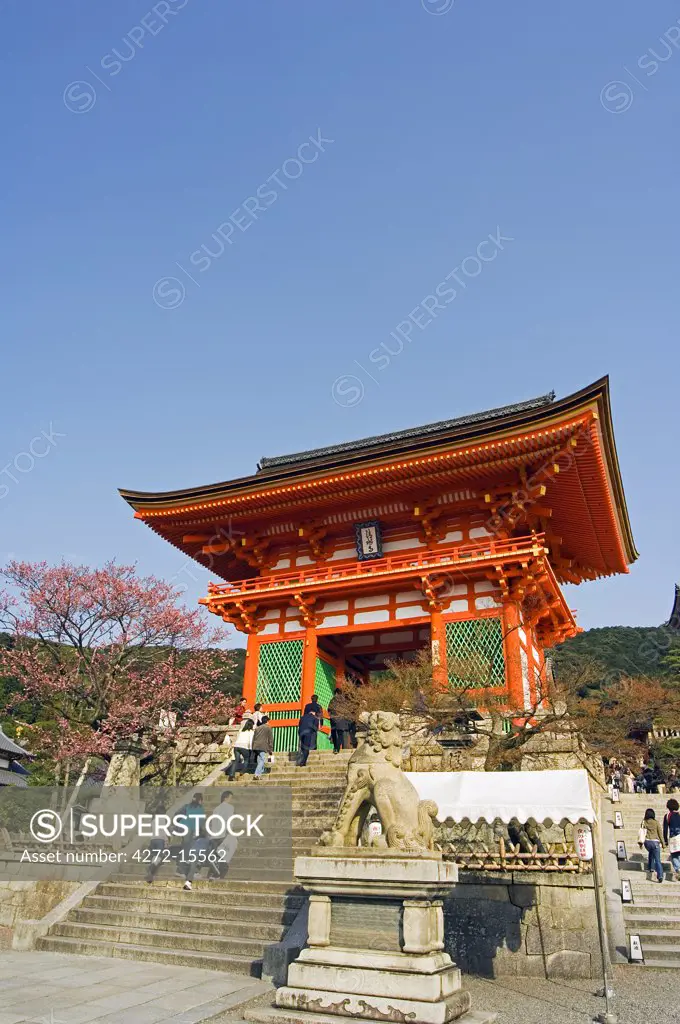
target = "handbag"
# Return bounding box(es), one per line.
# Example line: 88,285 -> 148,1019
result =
638,825 -> 647,845
670,834 -> 680,854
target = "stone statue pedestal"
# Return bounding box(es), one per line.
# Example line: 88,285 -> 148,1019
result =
248,852 -> 495,1024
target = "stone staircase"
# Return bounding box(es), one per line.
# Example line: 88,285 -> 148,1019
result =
614,792 -> 680,968
36,750 -> 351,974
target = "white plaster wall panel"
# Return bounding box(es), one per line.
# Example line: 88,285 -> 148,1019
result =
534,666 -> 543,702
474,581 -> 495,593
380,631 -> 414,645
355,594 -> 391,609
532,645 -> 541,665
441,582 -> 468,597
518,627 -> 527,645
441,530 -> 463,543
346,635 -> 375,647
328,547 -> 358,562
260,623 -> 281,636
320,599 -> 349,612
284,620 -> 303,632
382,537 -> 426,552
395,605 -> 426,619
520,647 -> 531,709
296,555 -> 314,567
395,589 -> 424,604
475,596 -> 500,610
354,609 -> 390,624
448,599 -> 470,614
271,557 -> 291,570
469,526 -> 492,539
286,607 -> 301,618
262,609 -> 281,621
321,614 -> 349,628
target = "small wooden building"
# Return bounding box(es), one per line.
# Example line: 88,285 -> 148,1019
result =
0,727 -> 32,787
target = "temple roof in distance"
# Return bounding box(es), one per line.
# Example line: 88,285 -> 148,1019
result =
0,727 -> 31,758
669,584 -> 680,631
0,768 -> 27,788
258,391 -> 556,471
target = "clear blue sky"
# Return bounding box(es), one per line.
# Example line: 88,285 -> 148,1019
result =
1,0 -> 678,642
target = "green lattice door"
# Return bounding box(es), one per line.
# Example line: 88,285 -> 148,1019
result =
256,639 -> 303,752
314,656 -> 336,750
445,617 -> 505,688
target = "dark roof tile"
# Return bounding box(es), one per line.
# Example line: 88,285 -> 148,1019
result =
0,728 -> 31,757
258,391 -> 555,471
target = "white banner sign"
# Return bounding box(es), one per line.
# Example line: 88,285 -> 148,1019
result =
574,825 -> 593,861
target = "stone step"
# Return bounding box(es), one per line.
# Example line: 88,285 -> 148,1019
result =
82,894 -> 299,924
116,868 -> 296,883
226,775 -> 344,785
70,907 -> 288,941
98,879 -> 304,897
227,870 -> 295,882
289,807 -> 339,818
51,920 -> 268,956
621,913 -> 680,929
630,937 -> 680,959
96,882 -> 305,908
624,896 -> 680,908
36,934 -> 262,975
638,958 -> 680,969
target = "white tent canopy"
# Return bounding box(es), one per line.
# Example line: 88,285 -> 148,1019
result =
406,769 -> 595,825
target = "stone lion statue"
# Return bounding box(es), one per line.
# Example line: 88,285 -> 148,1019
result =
320,711 -> 439,852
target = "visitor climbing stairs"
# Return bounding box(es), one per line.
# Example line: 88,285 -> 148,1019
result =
36,750 -> 352,974
613,792 -> 680,969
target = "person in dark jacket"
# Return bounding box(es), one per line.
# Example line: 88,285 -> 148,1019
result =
252,716 -> 274,778
303,694 -> 323,749
664,798 -> 680,880
303,694 -> 322,717
328,689 -> 351,753
296,710 -> 319,767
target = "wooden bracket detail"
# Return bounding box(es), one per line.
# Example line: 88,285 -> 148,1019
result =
293,593 -> 317,628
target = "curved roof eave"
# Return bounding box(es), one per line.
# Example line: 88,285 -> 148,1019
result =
119,376 -> 637,567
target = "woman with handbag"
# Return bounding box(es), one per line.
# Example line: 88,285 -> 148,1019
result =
639,808 -> 665,882
663,798 -> 680,880
225,719 -> 255,778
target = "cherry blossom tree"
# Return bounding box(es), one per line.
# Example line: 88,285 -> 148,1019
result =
0,561 -> 237,783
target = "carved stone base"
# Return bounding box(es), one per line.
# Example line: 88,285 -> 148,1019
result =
247,1009 -> 496,1024
246,854 -> 495,1024
276,986 -> 471,1024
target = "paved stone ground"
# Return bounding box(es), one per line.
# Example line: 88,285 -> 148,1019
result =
1,953 -> 677,1024
0,951 -> 272,1024
466,965 -> 680,1024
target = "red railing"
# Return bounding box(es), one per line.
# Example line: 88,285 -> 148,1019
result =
204,534 -> 547,601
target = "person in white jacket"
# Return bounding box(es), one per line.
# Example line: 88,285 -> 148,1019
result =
226,720 -> 254,778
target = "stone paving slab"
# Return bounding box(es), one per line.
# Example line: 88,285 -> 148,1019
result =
464,965 -> 680,1024
0,951 -> 272,1024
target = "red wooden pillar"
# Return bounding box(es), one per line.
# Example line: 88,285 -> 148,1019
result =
300,625 -> 318,713
502,601 -> 525,710
336,648 -> 346,688
430,607 -> 448,689
242,632 -> 260,706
